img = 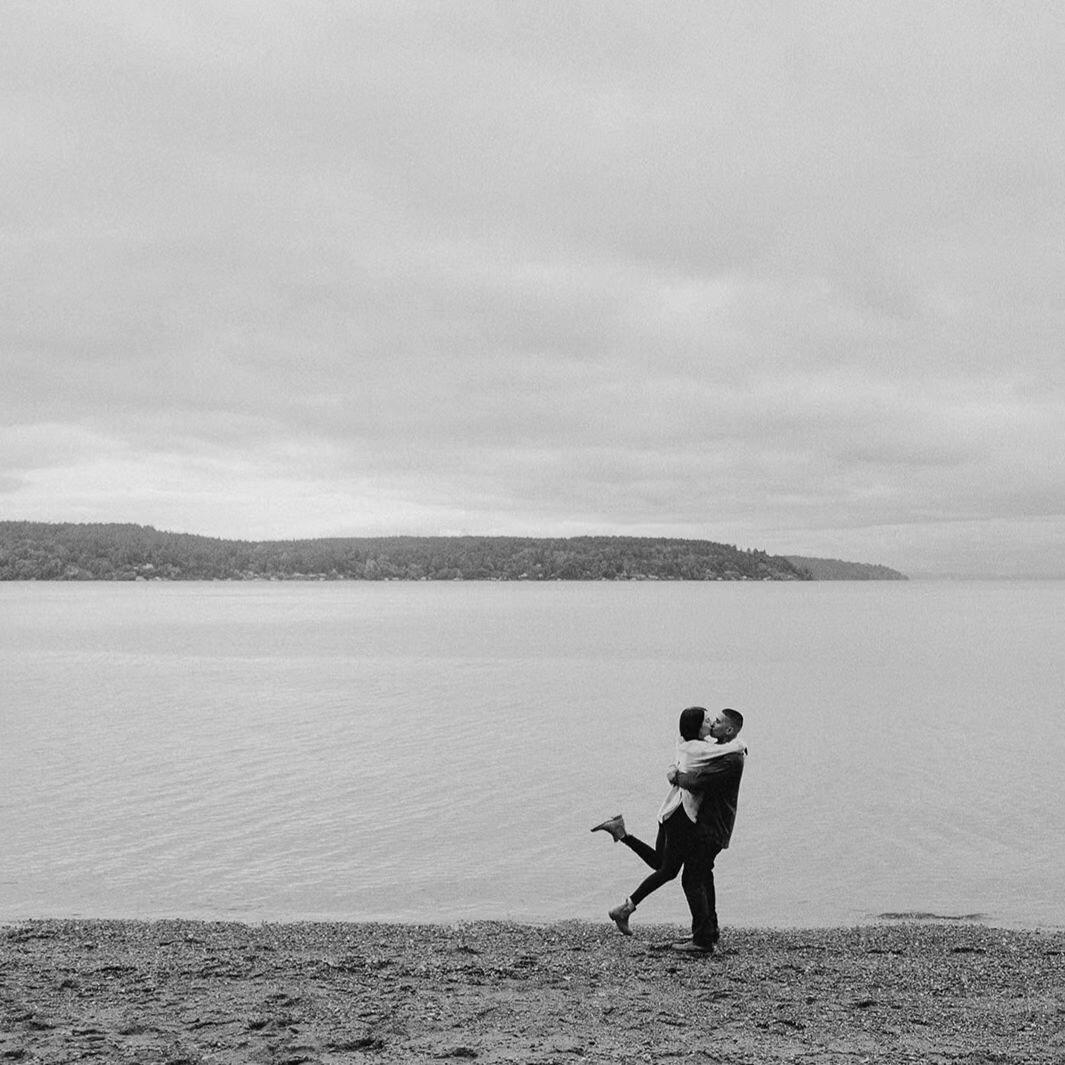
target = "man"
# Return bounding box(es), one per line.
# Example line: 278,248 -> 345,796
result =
591,707 -> 745,942
667,707 -> 746,954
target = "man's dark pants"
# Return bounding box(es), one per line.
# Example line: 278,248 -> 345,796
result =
681,826 -> 721,948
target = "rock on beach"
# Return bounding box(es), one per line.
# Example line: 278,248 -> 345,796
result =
2,918 -> 1063,1063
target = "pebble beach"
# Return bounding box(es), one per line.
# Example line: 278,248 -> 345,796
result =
2,918 -> 1064,1063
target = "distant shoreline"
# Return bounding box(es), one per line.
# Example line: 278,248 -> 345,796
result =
1,521 -> 907,582
3,918 -> 1061,1061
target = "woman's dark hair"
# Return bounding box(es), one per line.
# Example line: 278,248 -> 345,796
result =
678,705 -> 707,741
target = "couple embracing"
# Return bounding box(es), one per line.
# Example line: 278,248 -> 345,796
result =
592,706 -> 746,955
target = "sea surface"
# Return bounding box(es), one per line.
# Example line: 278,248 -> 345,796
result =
2,580 -> 1063,930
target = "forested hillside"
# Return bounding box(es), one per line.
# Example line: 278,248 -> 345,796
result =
0,522 -> 821,581
784,555 -> 907,580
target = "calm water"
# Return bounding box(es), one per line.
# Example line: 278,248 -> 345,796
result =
2,580 -> 1063,930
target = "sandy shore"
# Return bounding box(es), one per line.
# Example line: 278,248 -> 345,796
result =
2,919 -> 1063,1064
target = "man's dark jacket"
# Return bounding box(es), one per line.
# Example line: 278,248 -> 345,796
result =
674,748 -> 746,850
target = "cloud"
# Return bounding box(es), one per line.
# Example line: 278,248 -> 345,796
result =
2,2 -> 1064,574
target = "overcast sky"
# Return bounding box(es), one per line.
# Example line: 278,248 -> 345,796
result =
4,3 -> 1063,576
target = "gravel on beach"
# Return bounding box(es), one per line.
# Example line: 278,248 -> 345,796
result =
2,918 -> 1063,1064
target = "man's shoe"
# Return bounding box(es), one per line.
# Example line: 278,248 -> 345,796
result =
672,930 -> 718,947
590,814 -> 627,842
671,940 -> 713,955
608,899 -> 635,936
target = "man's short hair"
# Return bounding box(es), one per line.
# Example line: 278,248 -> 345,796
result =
721,707 -> 744,732
679,705 -> 707,741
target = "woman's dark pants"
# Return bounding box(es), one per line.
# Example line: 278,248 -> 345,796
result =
621,807 -> 696,907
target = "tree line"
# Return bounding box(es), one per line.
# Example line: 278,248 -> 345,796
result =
0,522 -> 823,582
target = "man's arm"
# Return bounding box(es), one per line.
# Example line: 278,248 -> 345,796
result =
671,751 -> 744,793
